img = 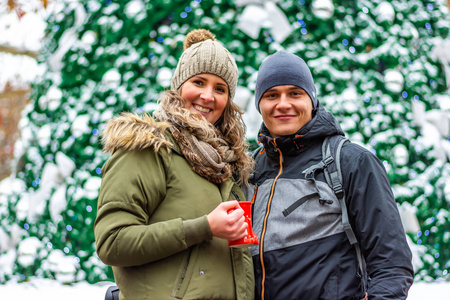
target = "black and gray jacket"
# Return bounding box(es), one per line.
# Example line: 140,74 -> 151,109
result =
247,105 -> 414,300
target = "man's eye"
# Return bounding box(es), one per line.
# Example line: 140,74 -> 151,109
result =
292,90 -> 306,96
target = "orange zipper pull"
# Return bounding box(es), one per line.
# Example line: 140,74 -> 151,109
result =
251,185 -> 258,203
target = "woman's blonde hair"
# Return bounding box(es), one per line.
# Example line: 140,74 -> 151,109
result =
214,97 -> 254,186
154,90 -> 253,186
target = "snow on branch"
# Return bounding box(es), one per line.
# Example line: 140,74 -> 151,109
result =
0,44 -> 39,59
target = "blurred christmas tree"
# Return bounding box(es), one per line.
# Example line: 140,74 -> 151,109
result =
0,0 -> 449,284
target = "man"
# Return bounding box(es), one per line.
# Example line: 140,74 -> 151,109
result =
247,51 -> 414,300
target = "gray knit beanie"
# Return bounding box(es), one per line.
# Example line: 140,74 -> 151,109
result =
171,29 -> 238,101
254,51 -> 317,112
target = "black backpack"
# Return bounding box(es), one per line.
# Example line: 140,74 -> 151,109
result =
252,135 -> 368,299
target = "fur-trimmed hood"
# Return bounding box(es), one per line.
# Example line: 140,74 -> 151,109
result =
101,112 -> 173,154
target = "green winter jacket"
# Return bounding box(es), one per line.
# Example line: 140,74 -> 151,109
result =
94,115 -> 254,300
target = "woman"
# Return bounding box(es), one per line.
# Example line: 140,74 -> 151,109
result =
94,29 -> 255,300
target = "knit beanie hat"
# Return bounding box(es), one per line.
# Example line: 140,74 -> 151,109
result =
254,51 -> 317,112
171,29 -> 238,101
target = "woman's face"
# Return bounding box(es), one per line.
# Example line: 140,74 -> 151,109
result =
180,73 -> 229,124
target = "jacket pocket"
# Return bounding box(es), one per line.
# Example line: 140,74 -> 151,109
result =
171,247 -> 199,299
282,192 -> 319,216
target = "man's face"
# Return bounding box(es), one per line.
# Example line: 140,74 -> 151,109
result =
259,85 -> 313,138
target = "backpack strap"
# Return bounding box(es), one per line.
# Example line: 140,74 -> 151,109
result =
302,152 -> 334,205
321,136 -> 368,299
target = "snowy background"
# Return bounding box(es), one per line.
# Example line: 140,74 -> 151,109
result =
1,0 -> 450,298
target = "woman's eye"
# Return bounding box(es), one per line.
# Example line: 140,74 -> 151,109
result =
216,87 -> 225,93
193,80 -> 203,86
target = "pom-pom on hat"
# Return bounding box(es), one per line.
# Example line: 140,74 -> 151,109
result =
171,29 -> 238,102
254,51 -> 317,112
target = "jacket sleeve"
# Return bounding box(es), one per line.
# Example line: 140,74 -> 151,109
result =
342,144 -> 414,300
94,149 -> 212,267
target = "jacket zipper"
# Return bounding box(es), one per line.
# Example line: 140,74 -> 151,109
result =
259,143 -> 283,300
231,190 -> 240,201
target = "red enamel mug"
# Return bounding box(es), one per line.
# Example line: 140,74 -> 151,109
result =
228,201 -> 259,248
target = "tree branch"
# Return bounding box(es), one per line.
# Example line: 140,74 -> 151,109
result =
0,44 -> 39,59
0,88 -> 31,99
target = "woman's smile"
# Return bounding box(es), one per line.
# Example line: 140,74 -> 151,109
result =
193,104 -> 212,114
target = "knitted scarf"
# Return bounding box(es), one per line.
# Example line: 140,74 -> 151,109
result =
154,91 -> 238,184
